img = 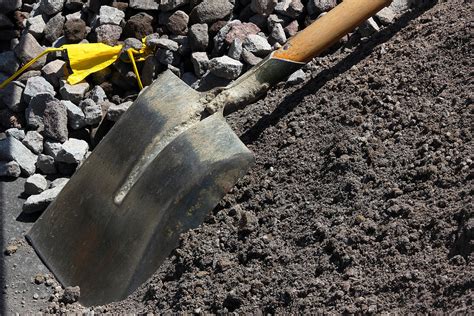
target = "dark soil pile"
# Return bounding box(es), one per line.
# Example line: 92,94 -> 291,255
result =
105,1 -> 472,313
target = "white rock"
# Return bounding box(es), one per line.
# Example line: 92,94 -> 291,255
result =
209,56 -> 243,80
24,174 -> 48,195
376,7 -> 396,25
99,5 -> 125,26
88,85 -> 107,104
40,0 -> 64,15
79,99 -> 102,125
22,131 -> 44,154
41,60 -> 66,87
26,15 -> 46,38
5,128 -> 25,140
243,34 -> 272,57
129,0 -> 159,10
63,100 -> 86,130
56,138 -> 89,164
23,185 -> 63,213
0,137 -> 37,175
191,52 -> 209,77
23,76 -> 55,104
60,80 -> 90,104
50,177 -> 69,189
0,161 -> 21,178
43,139 -> 63,160
287,69 -> 306,84
106,101 -> 133,122
270,23 -> 286,44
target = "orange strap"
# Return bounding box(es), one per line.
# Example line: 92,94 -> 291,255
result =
273,0 -> 392,63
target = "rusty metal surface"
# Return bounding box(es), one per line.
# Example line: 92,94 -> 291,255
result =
26,71 -> 255,306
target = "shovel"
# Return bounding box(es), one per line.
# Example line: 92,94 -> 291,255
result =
27,0 -> 392,306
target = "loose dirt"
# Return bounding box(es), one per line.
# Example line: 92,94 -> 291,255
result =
100,0 -> 472,314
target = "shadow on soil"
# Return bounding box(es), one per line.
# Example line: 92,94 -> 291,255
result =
240,1 -> 438,145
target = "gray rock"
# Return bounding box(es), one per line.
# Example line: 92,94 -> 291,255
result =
26,15 -> 46,39
0,137 -> 37,176
191,52 -> 209,77
36,154 -> 57,174
23,76 -> 55,104
376,7 -> 396,25
167,10 -> 189,36
147,37 -> 179,51
99,5 -> 125,26
63,100 -> 86,129
129,0 -> 159,10
0,51 -> 20,75
40,0 -> 65,15
50,177 -> 69,188
160,0 -> 188,11
241,48 -> 262,66
44,13 -> 65,43
56,138 -> 89,164
64,18 -> 87,43
156,48 -> 178,65
209,56 -> 243,80
189,0 -> 234,24
286,69 -> 306,84
250,0 -> 277,16
14,33 -> 46,70
358,17 -> 380,37
22,131 -> 44,154
188,23 -> 209,51
2,81 -> 24,112
191,71 -> 231,91
307,0 -> 336,16
43,139 -> 63,159
41,60 -> 66,87
0,161 -> 21,178
0,0 -> 22,13
270,23 -> 286,44
26,93 -> 56,130
212,20 -> 241,55
43,100 -> 68,143
228,38 -> 243,60
95,24 -> 122,46
62,286 -> 80,304
274,0 -> 303,19
79,99 -> 102,125
390,0 -> 411,13
141,56 -> 160,87
59,80 -> 89,104
24,174 -> 48,195
106,101 -> 132,122
23,185 -> 63,214
5,128 -> 25,140
242,34 -> 272,57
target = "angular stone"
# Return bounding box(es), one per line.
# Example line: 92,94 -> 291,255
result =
250,0 -> 277,16
40,0 -> 64,15
79,99 -> 102,125
26,15 -> 46,39
225,22 -> 260,45
23,185 -> 63,214
56,138 -> 89,164
307,0 -> 336,16
160,0 -> 188,11
241,48 -> 262,66
36,154 -> 57,174
23,76 -> 55,104
188,23 -> 208,51
286,69 -> 306,84
59,81 -> 89,104
209,55 -> 243,80
167,10 -> 189,35
43,100 -> 68,143
212,20 -> 241,55
63,18 -> 87,43
44,13 -> 65,43
2,81 -> 24,112
189,0 -> 234,24
147,36 -> 179,51
228,38 -> 243,60
376,7 -> 396,25
0,137 -> 37,175
99,5 -> 125,26
41,60 -> 66,87
22,131 -> 44,154
122,13 -> 153,40
358,17 -> 380,37
14,33 -> 46,70
0,161 -> 21,178
274,0 -> 303,19
95,24 -> 122,46
24,174 -> 48,195
43,139 -> 63,159
106,101 -> 132,122
5,128 -> 25,140
50,177 -> 69,188
191,52 -> 209,77
0,51 -> 20,75
271,23 -> 286,44
284,20 -> 299,37
141,56 -> 160,87
26,93 -> 55,130
242,34 -> 272,57
129,0 -> 159,10
87,85 -> 107,104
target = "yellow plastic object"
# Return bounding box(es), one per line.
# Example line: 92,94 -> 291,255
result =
0,40 -> 153,90
64,43 -> 123,85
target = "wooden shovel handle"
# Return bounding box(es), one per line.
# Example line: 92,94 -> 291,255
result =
273,0 -> 393,63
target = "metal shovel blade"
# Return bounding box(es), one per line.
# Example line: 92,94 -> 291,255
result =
26,71 -> 255,306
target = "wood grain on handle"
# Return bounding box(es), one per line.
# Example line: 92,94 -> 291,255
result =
273,0 -> 392,63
